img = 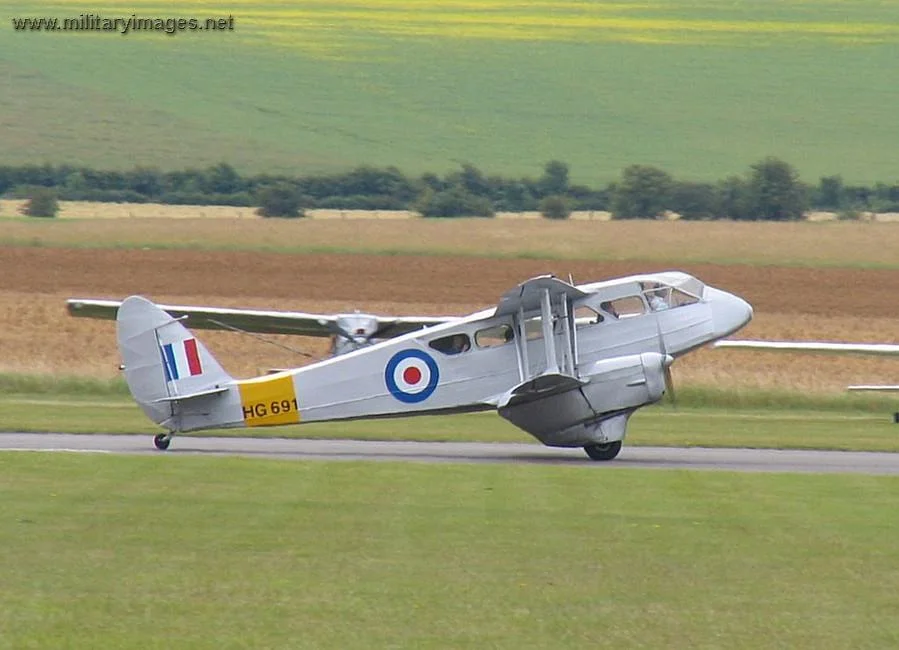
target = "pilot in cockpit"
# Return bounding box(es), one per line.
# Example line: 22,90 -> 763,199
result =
645,283 -> 670,312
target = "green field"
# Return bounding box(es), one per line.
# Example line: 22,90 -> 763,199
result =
4,1 -> 899,181
1,453 -> 897,649
4,386 -> 899,452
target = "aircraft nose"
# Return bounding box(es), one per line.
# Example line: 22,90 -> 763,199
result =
706,287 -> 753,339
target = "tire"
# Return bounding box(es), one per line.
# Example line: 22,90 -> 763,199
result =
583,440 -> 622,461
153,433 -> 171,451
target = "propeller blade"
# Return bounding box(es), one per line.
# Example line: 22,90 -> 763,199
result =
318,317 -> 362,343
332,324 -> 357,341
656,318 -> 676,408
663,362 -> 677,409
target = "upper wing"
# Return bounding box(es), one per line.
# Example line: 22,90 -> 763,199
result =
714,340 -> 899,357
67,298 -> 454,338
494,275 -> 588,317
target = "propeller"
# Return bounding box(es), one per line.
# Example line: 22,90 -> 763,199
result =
319,315 -> 378,351
662,356 -> 677,408
655,317 -> 677,408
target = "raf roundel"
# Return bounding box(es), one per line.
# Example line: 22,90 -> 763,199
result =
385,349 -> 440,403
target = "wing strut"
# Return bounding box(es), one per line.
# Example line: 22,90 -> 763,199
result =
204,317 -> 316,359
515,306 -> 529,382
511,290 -> 580,382
540,289 -> 559,374
567,296 -> 579,376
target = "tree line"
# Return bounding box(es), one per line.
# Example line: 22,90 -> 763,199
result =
3,158 -> 898,219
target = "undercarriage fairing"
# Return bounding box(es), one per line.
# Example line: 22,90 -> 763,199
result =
498,352 -> 670,447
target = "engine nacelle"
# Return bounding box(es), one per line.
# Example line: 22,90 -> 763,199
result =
578,352 -> 671,415
498,352 -> 671,447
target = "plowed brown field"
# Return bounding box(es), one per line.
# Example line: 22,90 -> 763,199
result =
2,246 -> 897,393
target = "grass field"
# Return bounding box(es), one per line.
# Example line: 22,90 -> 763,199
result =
1,453 -> 897,649
3,387 -> 898,452
4,1 -> 899,181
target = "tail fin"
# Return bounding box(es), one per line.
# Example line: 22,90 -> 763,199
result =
116,296 -> 243,432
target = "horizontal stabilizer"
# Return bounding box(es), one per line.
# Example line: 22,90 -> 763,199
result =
152,385 -> 230,404
491,372 -> 587,409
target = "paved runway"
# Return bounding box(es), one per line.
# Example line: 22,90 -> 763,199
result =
2,433 -> 899,474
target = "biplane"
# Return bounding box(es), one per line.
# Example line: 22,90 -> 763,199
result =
69,272 -> 752,460
714,338 -> 899,421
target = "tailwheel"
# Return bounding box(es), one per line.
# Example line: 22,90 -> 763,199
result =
584,441 -> 622,461
153,433 -> 172,451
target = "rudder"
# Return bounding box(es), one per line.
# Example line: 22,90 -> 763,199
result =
116,296 -> 241,432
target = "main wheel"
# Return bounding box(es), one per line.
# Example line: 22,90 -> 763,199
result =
153,433 -> 171,451
584,441 -> 622,461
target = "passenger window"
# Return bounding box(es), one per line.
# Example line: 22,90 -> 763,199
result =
475,325 -> 514,348
601,296 -> 645,319
429,333 -> 471,355
574,306 -> 603,326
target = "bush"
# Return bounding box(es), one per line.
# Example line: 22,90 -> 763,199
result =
256,183 -> 304,218
670,181 -> 719,220
21,187 -> 59,218
610,165 -> 673,219
746,157 -> 807,221
414,186 -> 494,218
539,195 -> 571,219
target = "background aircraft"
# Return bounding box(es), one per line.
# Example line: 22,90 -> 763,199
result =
714,339 -> 899,421
100,272 -> 752,459
68,299 -> 453,357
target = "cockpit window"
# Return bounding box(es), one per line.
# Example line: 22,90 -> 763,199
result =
600,296 -> 645,319
641,282 -> 700,312
475,325 -> 514,348
642,283 -> 672,312
429,333 -> 471,355
669,288 -> 700,307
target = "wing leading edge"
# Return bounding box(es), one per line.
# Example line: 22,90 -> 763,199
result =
66,299 -> 454,338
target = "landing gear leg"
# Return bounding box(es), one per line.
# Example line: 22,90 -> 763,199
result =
153,433 -> 172,451
583,440 -> 622,461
